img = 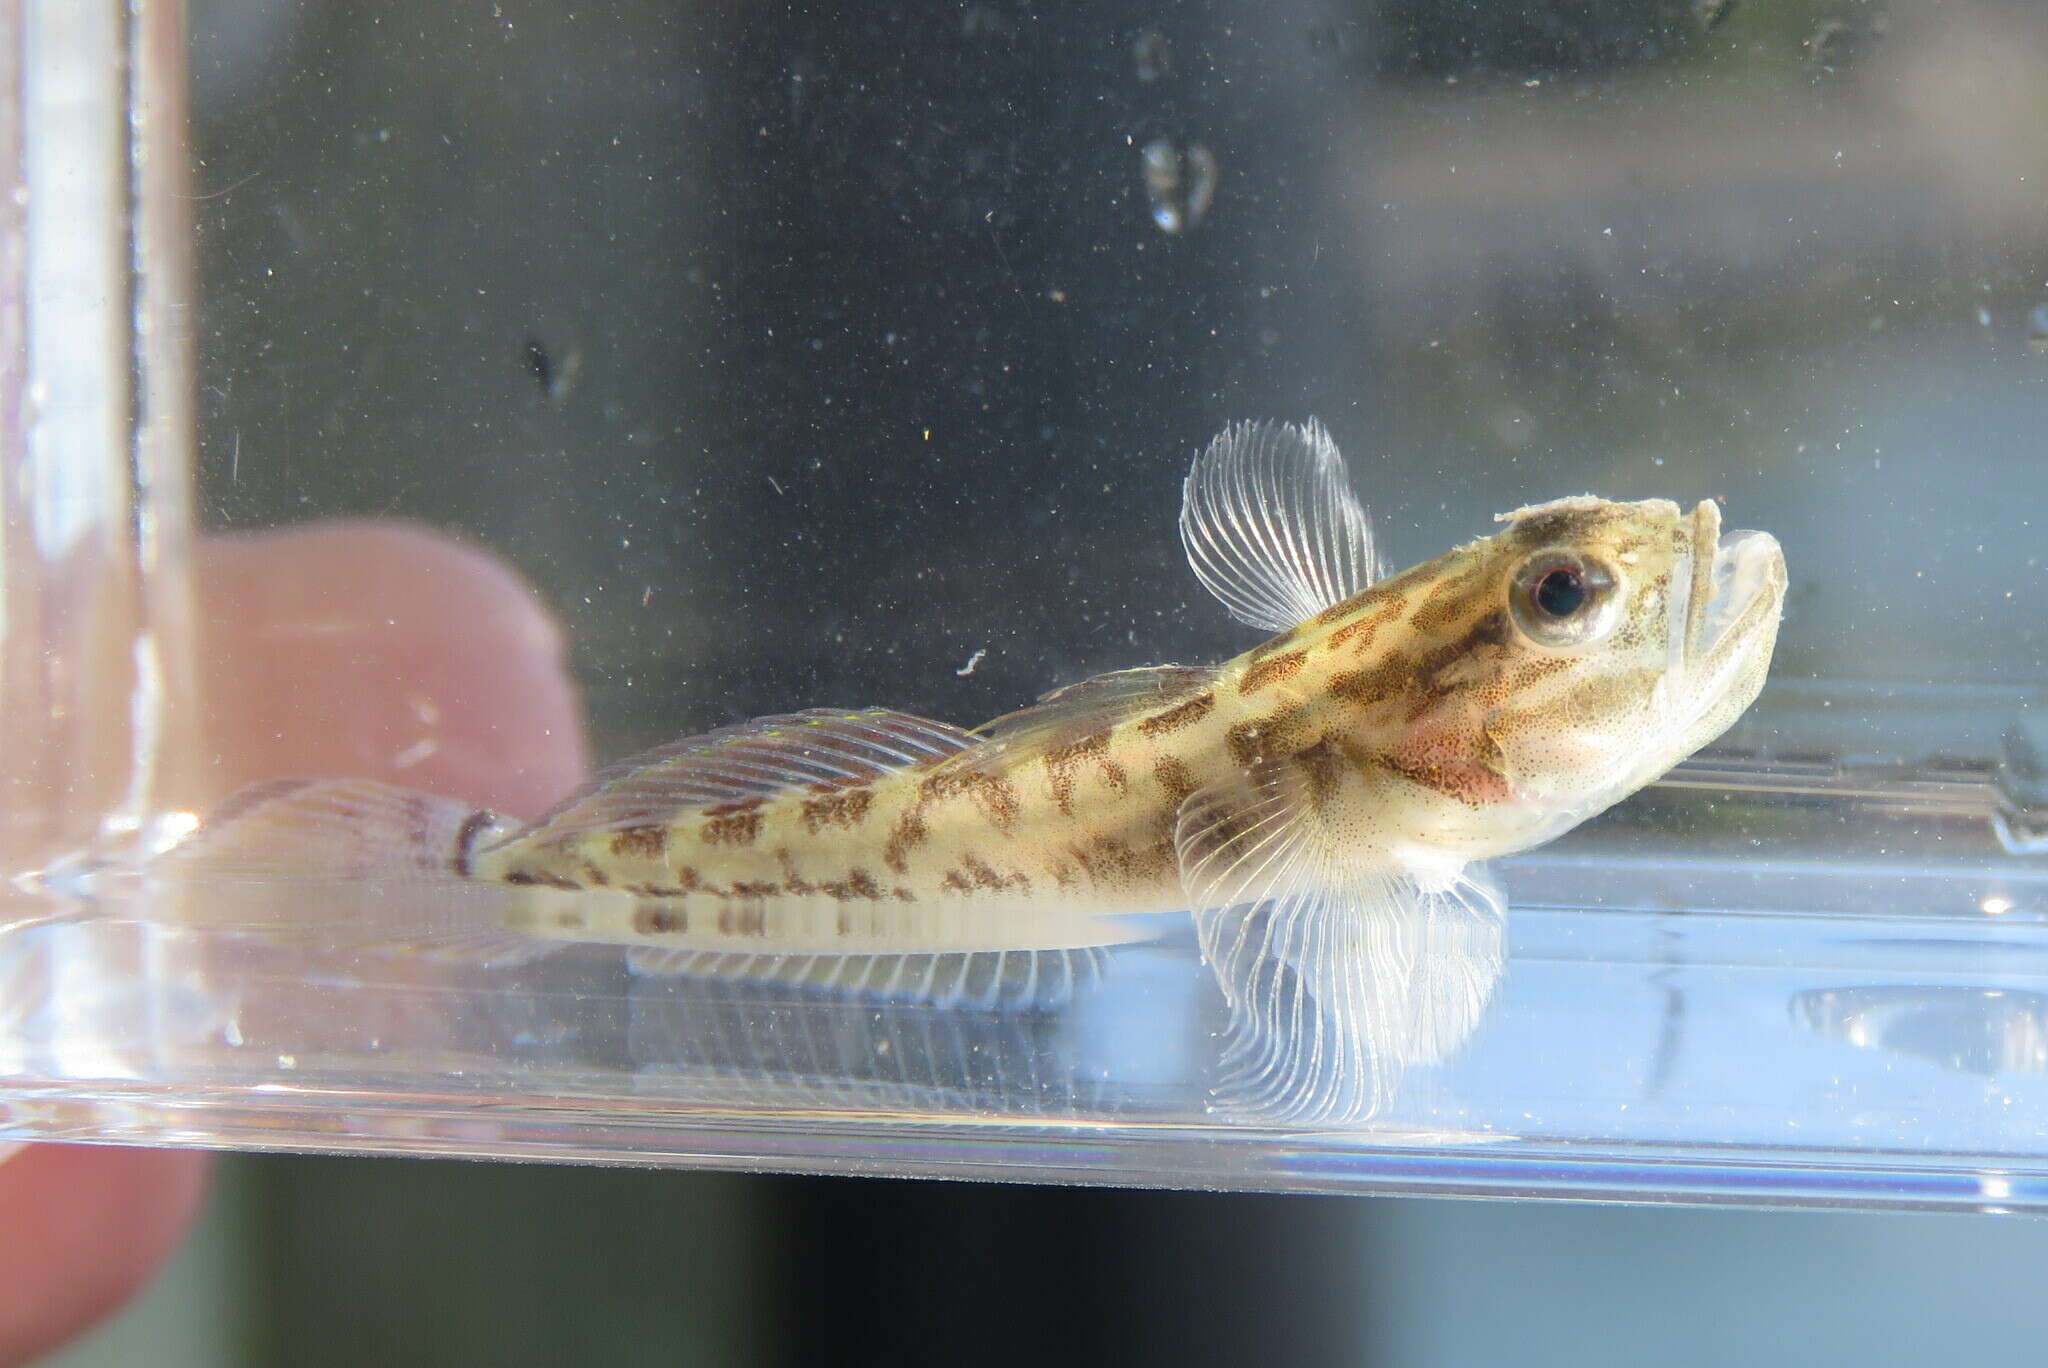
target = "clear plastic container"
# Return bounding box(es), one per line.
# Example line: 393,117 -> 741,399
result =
5,0 -> 2048,1211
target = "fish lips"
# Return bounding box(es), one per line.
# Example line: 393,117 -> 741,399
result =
1671,499 -> 1787,675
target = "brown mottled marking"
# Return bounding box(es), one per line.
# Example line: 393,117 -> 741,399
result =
1408,564 -> 1493,632
610,825 -> 667,860
1042,730 -> 1114,813
1311,588 -> 1379,626
1246,630 -> 1303,662
1238,649 -> 1307,695
1226,720 -> 1265,768
1071,836 -> 1174,887
1382,752 -> 1510,808
882,807 -> 928,874
633,905 -> 689,935
701,808 -> 763,847
776,850 -> 816,896
892,887 -> 916,902
1230,703 -> 1313,768
626,882 -> 691,898
579,861 -> 610,887
921,768 -> 1020,832
941,869 -> 971,893
1329,654 -> 1415,709
1328,596 -> 1410,654
960,855 -> 1029,891
717,903 -> 768,936
1291,738 -> 1345,810
1489,653 -> 1573,701
555,910 -> 587,930
1137,691 -> 1215,737
822,868 -> 884,901
1408,610 -> 1512,711
500,867 -> 581,890
731,880 -> 782,899
1319,586 -> 1406,628
1153,755 -> 1198,806
800,787 -> 873,834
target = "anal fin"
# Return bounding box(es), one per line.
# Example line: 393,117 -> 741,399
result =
625,944 -> 1111,1012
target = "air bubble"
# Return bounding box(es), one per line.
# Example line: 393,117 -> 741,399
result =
1133,30 -> 1172,83
1141,139 -> 1218,235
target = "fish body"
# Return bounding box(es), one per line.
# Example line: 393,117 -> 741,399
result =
154,419 -> 1787,1119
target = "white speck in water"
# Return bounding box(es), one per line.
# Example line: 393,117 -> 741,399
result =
956,648 -> 988,677
1978,306 -> 1994,327
1982,895 -> 2015,916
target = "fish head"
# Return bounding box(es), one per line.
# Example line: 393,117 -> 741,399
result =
1322,493 -> 1785,854
1468,493 -> 1787,831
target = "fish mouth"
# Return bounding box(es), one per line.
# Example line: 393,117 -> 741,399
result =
1671,501 -> 1785,671
1681,500 -> 1786,666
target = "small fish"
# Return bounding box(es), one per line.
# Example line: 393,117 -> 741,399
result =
148,420 -> 1786,1119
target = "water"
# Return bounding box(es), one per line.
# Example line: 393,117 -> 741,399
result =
10,0 -> 2048,1209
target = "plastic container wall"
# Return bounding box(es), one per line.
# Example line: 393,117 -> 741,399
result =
4,0 -> 2048,1211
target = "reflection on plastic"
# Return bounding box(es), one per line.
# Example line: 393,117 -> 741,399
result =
0,894 -> 1502,1135
1795,986 -> 2048,1077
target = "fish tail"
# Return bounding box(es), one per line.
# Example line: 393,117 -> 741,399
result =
140,779 -> 544,963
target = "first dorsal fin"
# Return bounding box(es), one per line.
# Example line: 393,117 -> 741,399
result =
520,708 -> 978,844
1179,418 -> 1382,633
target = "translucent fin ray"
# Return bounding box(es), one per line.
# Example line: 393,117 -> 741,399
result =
1175,765 -> 1505,1123
140,779 -> 545,962
1179,418 -> 1380,632
625,944 -> 1111,1012
525,708 -> 978,843
1191,873 -> 1505,1123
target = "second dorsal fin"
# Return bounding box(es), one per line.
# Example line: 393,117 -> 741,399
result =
521,708 -> 978,845
968,664 -> 1219,770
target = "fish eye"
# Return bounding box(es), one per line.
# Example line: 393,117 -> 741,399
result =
1509,550 -> 1620,649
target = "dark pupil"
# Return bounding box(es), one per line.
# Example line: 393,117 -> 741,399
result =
1534,567 -> 1586,618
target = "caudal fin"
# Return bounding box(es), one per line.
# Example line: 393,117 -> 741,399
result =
139,779 -> 545,964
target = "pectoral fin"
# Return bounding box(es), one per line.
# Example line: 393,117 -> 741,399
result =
1175,765 -> 1505,1123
